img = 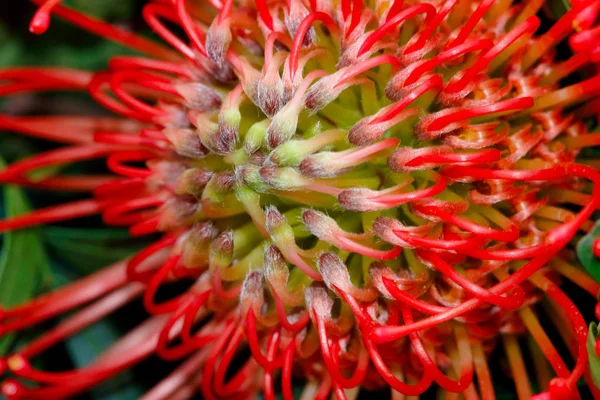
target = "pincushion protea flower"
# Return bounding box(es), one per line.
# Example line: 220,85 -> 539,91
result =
2,0 -> 600,398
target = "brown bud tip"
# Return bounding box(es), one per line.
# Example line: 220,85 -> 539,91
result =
164,128 -> 209,159
206,19 -> 232,67
178,168 -> 214,196
302,209 -> 335,239
147,160 -> 187,191
158,195 -> 200,230
338,188 -> 380,212
174,82 -> 223,111
212,231 -> 234,257
258,165 -> 278,185
317,252 -> 347,288
318,253 -> 379,302
240,270 -> 265,310
188,221 -> 220,244
264,245 -> 287,279
299,153 -> 343,178
215,124 -> 238,154
213,172 -> 235,191
348,119 -> 382,146
304,80 -> 336,112
265,206 -> 286,233
305,283 -> 333,319
249,151 -> 267,165
257,80 -> 284,117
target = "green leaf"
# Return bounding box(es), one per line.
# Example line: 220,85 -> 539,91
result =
0,162 -> 51,355
65,0 -> 134,20
587,322 -> 600,389
43,227 -> 144,274
548,0 -> 571,19
576,221 -> 600,282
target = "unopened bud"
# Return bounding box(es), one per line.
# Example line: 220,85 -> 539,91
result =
147,159 -> 187,191
209,231 -> 234,270
318,252 -> 378,302
164,128 -> 209,159
257,78 -> 284,117
244,119 -> 270,153
304,71 -> 346,112
372,217 -> 429,248
182,221 -> 219,268
201,172 -> 235,204
302,209 -> 337,242
265,206 -> 294,243
259,166 -> 306,190
305,283 -> 333,320
337,188 -> 384,212
206,19 -> 232,67
285,0 -> 314,45
158,194 -> 200,230
240,270 -> 265,316
299,152 -> 348,178
174,82 -> 223,111
176,168 -> 213,196
196,114 -> 236,155
235,165 -> 270,193
266,107 -> 300,149
217,107 -> 241,152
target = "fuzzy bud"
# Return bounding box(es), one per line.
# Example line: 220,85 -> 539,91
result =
284,0 -> 314,44
176,168 -> 214,197
158,195 -> 200,230
266,107 -> 300,149
263,245 -> 303,306
235,165 -> 270,193
164,128 -> 209,159
201,172 -> 235,204
257,76 -> 285,117
318,253 -> 378,302
259,166 -> 305,190
337,188 -> 386,212
304,70 -> 347,112
146,160 -> 187,192
182,221 -> 220,268
209,231 -> 234,271
174,82 -> 223,111
305,283 -> 333,320
372,217 -> 430,248
299,152 -> 348,178
244,119 -> 270,153
195,114 -> 236,155
240,270 -> 265,317
206,19 -> 232,67
302,209 -> 338,242
265,206 -> 293,242
217,107 -> 241,152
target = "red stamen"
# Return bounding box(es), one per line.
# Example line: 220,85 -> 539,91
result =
358,3 -> 436,57
289,12 -> 339,80
30,0 -> 178,60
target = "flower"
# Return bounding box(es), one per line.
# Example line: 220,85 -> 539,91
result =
1,0 -> 600,398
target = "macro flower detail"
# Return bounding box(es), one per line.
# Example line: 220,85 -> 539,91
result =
1,0 -> 600,399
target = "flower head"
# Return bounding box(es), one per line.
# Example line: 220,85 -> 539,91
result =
1,0 -> 600,399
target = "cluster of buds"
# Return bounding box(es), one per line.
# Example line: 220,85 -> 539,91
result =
1,0 -> 600,398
